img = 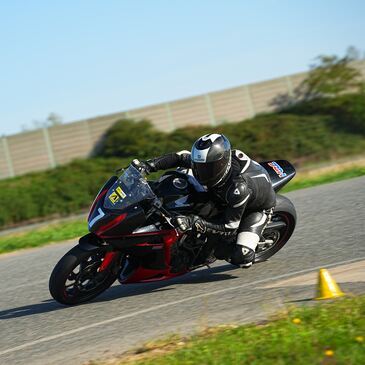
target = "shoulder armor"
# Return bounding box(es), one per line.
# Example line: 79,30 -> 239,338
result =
233,150 -> 251,173
234,149 -> 250,161
226,180 -> 250,208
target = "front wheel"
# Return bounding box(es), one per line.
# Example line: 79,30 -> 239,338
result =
254,194 -> 296,263
49,245 -> 120,305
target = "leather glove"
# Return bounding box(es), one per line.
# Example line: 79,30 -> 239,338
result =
172,215 -> 192,232
173,215 -> 207,233
131,159 -> 154,175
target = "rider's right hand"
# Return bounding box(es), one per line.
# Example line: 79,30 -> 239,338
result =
172,215 -> 193,232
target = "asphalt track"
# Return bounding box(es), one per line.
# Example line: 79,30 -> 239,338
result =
0,176 -> 364,365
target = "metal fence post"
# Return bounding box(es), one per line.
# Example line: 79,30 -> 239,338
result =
285,76 -> 294,96
1,137 -> 15,177
83,120 -> 94,145
242,85 -> 255,118
42,128 -> 56,168
164,103 -> 175,131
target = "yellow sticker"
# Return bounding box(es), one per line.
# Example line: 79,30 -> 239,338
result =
116,186 -> 126,198
108,192 -> 120,204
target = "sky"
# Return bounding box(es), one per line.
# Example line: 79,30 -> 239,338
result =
1,0 -> 364,136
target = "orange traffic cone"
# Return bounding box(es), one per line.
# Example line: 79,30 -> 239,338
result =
315,268 -> 345,300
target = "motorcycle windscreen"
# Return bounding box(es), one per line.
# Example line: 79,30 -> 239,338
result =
103,165 -> 156,210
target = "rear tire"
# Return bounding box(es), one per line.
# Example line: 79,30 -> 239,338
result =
49,245 -> 119,305
254,194 -> 296,263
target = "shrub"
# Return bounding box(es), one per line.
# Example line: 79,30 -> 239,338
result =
1,92 -> 365,228
280,92 -> 365,135
0,158 -> 127,227
99,119 -> 173,158
98,113 -> 365,165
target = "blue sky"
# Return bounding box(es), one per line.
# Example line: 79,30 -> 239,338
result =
1,0 -> 364,136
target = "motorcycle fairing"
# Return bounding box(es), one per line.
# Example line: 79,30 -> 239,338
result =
88,176 -> 118,225
88,166 -> 156,237
120,229 -> 188,283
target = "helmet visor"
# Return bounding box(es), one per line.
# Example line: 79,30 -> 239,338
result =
192,158 -> 229,187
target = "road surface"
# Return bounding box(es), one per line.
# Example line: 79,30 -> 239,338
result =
0,176 -> 364,365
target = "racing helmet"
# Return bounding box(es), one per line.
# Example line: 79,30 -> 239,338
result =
191,133 -> 232,187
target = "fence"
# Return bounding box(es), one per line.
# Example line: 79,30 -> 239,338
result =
1,61 -> 365,179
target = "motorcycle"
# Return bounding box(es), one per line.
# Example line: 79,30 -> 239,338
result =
49,160 -> 297,305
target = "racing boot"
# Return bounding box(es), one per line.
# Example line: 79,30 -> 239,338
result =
229,245 -> 255,268
228,231 -> 259,268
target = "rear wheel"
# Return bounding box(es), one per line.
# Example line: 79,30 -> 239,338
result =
49,245 -> 120,305
254,195 -> 296,262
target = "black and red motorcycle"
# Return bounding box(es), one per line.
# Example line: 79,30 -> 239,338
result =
49,160 -> 297,305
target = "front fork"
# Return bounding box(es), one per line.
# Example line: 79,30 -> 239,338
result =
98,251 -> 119,272
78,233 -> 121,273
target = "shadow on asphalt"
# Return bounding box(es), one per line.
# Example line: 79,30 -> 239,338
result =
0,264 -> 238,320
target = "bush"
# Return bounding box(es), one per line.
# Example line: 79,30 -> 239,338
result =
0,158 -> 127,228
98,113 -> 365,165
99,119 -> 173,158
1,93 -> 364,228
280,92 -> 365,135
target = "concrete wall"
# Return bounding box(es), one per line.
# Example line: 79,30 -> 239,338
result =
1,60 -> 364,179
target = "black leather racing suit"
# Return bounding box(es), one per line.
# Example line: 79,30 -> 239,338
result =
148,149 -> 276,265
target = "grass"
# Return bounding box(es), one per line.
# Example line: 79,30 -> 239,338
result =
0,219 -> 87,254
104,295 -> 365,365
1,164 -> 364,255
282,165 -> 365,193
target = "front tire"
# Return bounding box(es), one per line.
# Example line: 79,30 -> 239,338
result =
49,245 -> 119,305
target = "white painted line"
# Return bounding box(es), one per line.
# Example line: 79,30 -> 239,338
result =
0,256 -> 364,357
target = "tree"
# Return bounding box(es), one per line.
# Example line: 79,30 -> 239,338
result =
22,112 -> 63,132
46,112 -> 63,126
300,47 -> 364,99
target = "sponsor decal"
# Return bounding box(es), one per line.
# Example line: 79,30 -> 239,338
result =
108,186 -> 127,204
192,147 -> 209,162
268,161 -> 287,178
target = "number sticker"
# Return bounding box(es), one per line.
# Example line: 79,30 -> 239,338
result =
116,186 -> 126,198
109,192 -> 120,204
108,186 -> 126,204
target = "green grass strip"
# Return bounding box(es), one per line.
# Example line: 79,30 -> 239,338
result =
119,296 -> 365,365
282,165 -> 365,192
0,219 -> 87,254
1,166 -> 364,255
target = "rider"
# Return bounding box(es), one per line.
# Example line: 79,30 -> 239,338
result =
134,133 -> 276,268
